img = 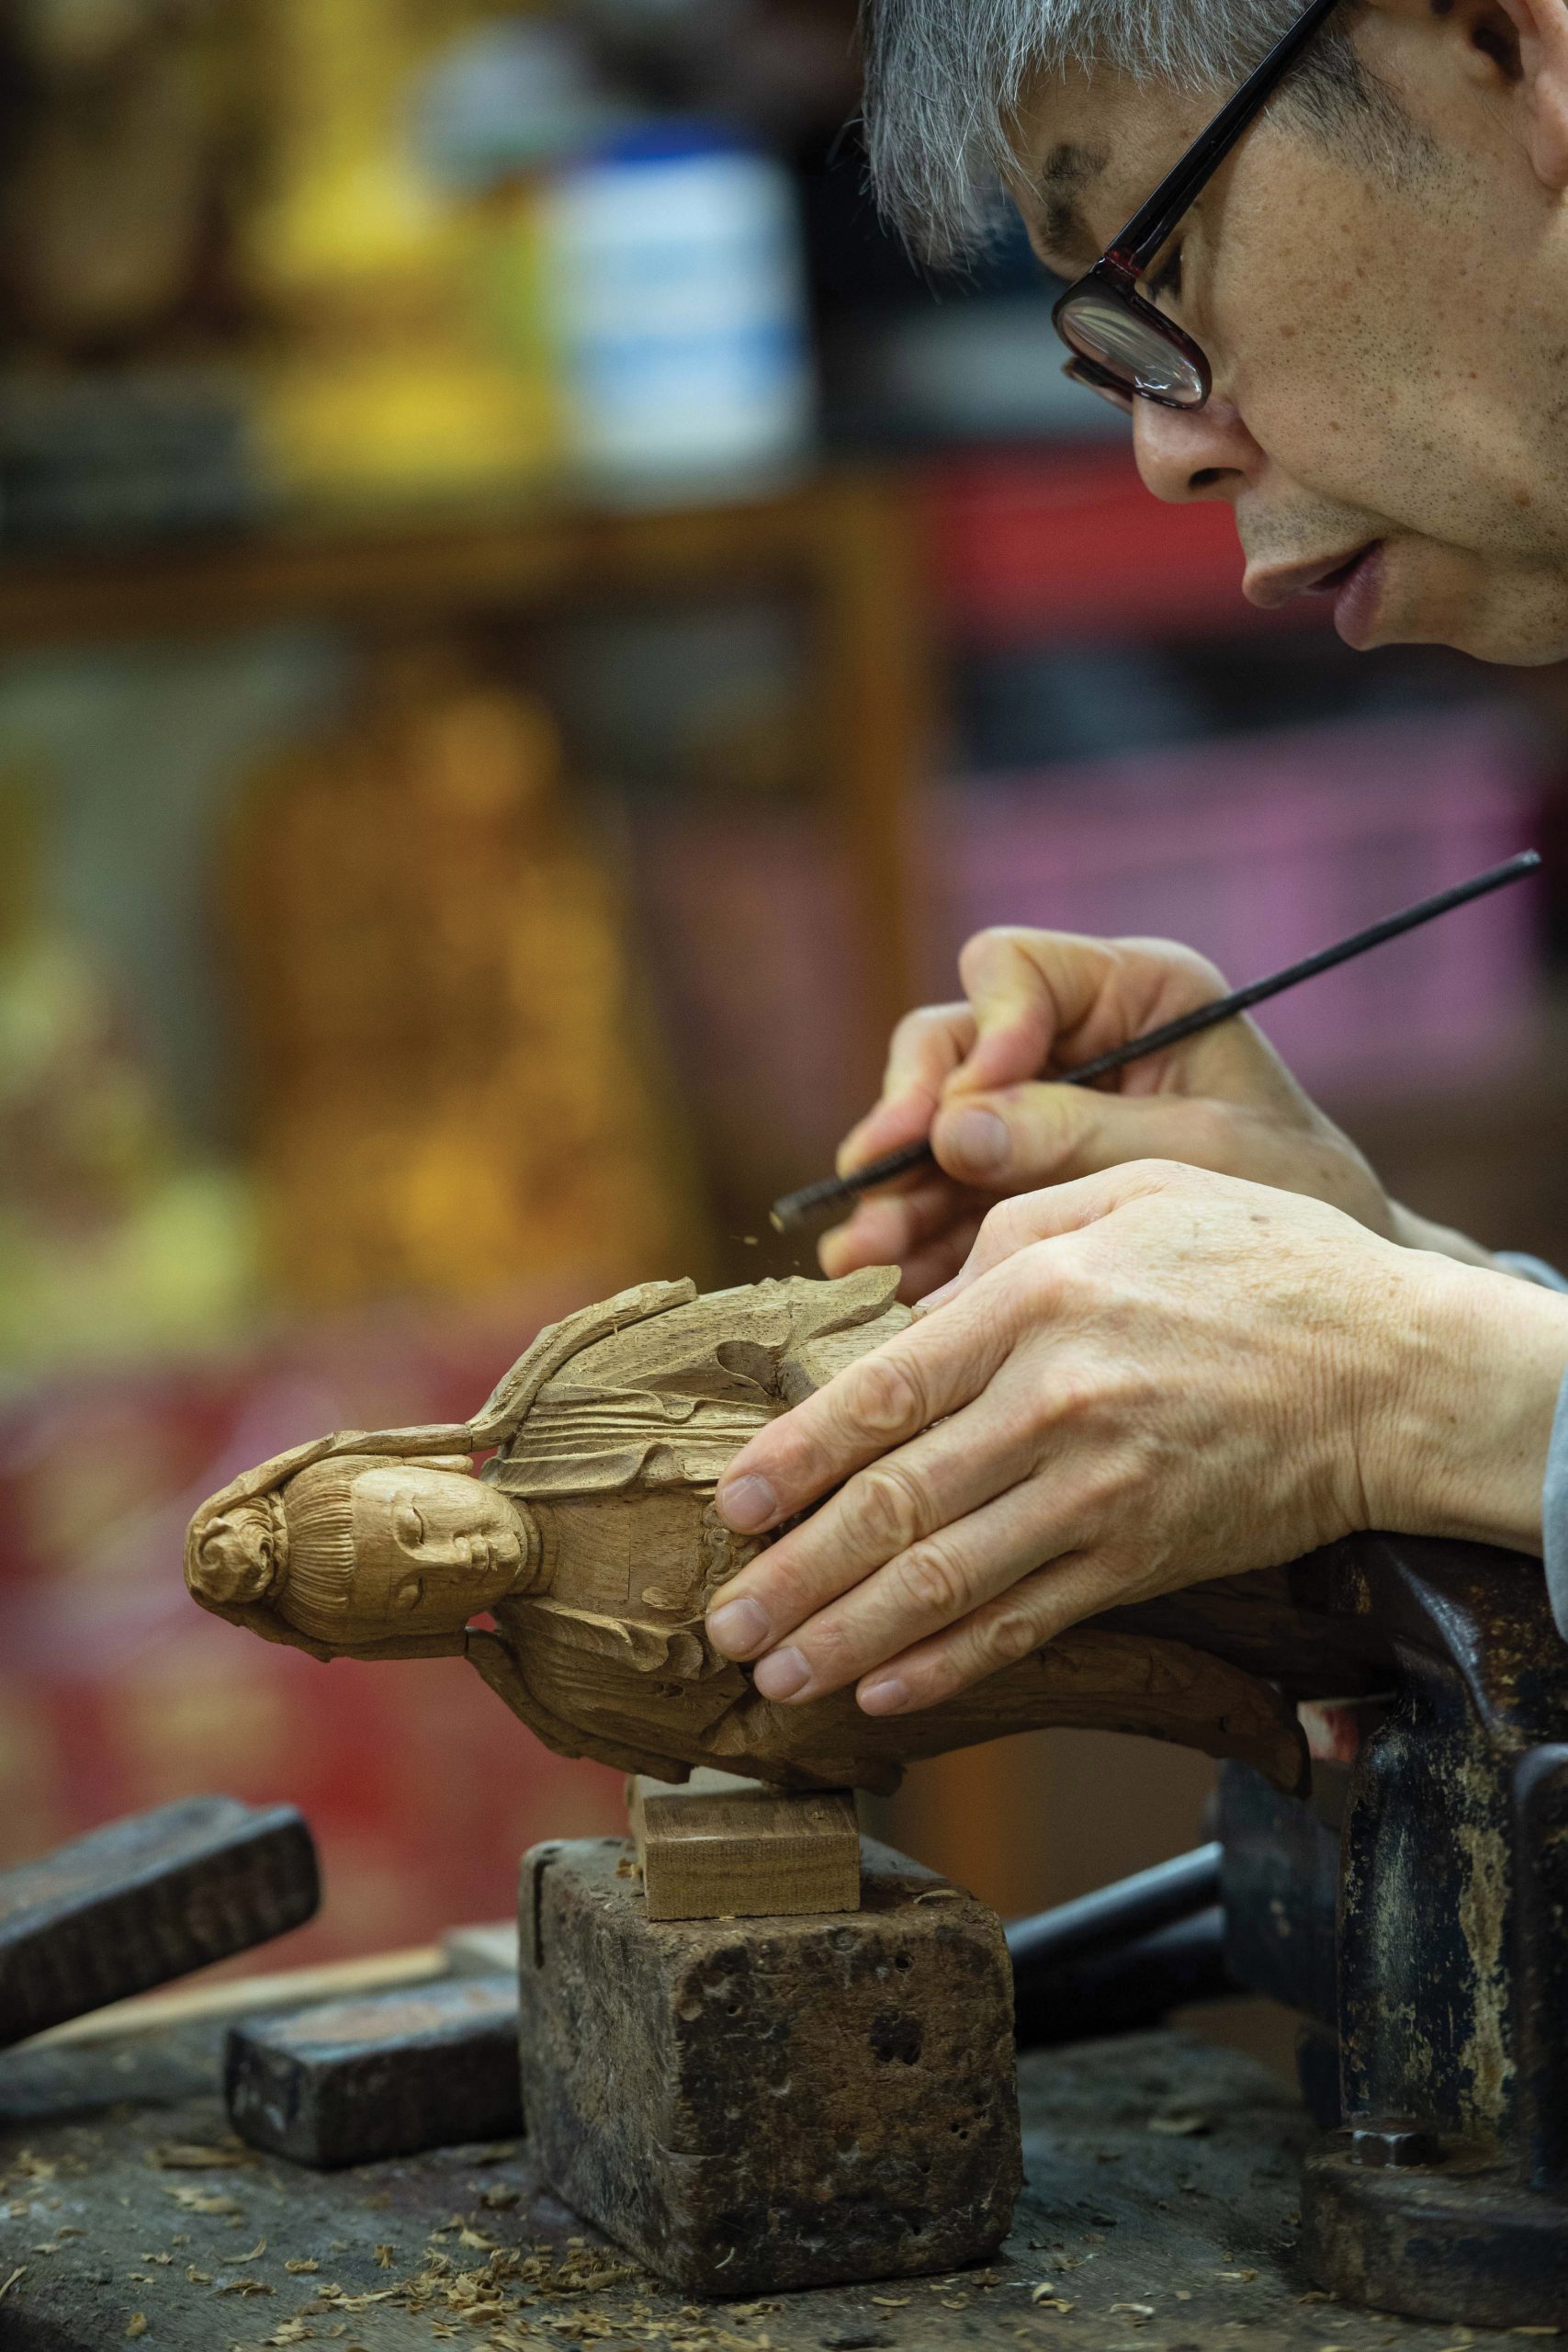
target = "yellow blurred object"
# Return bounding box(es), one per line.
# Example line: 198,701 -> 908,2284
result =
229,647 -> 703,1306
0,779 -> 256,1381
246,0 -> 563,499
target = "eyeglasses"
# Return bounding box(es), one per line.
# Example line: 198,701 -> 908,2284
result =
1053,0 -> 1345,411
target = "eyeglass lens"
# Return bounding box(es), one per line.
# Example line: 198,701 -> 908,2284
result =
1058,282 -> 1206,406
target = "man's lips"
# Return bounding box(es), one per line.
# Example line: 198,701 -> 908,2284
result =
1244,541 -> 1381,611
1243,539 -> 1388,648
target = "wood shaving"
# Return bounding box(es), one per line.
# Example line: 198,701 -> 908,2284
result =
0,2268 -> 23,2302
225,2237 -> 267,2263
166,2187 -> 244,2216
215,2276 -> 276,2296
285,2257 -> 321,2274
125,2317 -> 147,2338
1030,2289 -> 1074,2311
1147,2110 -> 1211,2137
1110,2302 -> 1156,2317
375,2244 -> 395,2267
149,2142 -> 254,2169
186,2266 -> 213,2283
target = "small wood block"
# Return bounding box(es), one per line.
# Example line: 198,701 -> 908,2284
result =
518,1834 -> 1021,2294
0,1796 -> 319,2048
225,1973 -> 521,2166
628,1770 -> 861,1921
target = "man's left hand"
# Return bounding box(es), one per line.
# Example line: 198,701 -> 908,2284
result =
703,1161 -> 1562,1715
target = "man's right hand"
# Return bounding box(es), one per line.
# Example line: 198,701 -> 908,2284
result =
820,926 -> 1483,1298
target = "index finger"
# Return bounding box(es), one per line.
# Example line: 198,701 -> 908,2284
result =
836,1003 -> 976,1177
713,1290 -> 1015,1536
952,928 -> 1228,1100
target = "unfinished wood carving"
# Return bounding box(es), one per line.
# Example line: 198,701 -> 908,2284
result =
185,1268 -> 1308,1794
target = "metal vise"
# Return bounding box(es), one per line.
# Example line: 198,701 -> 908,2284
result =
1013,1532 -> 1568,2331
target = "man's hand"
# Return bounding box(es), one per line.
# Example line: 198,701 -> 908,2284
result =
707,1162 -> 1568,1716
823,927 -> 1483,1299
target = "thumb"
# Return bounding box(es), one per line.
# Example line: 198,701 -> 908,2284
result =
931,1078 -> 1225,1191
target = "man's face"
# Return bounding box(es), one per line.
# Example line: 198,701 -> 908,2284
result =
1010,27 -> 1568,663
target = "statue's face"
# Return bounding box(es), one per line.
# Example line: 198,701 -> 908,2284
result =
349,1464 -> 525,1628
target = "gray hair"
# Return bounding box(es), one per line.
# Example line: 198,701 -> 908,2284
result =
863,0 -> 1404,261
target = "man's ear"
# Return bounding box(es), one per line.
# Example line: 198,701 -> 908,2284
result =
1450,0 -> 1568,187
1361,0 -> 1568,187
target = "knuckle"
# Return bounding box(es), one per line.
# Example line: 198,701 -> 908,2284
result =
1117,934 -> 1229,1001
979,1197 -> 1028,1252
848,1462 -> 929,1554
972,1595 -> 1046,1673
1121,1155 -> 1195,1194
892,1003 -> 949,1051
957,925 -> 1030,990
801,1612 -> 854,1674
841,1350 -> 927,1441
897,1539 -> 972,1625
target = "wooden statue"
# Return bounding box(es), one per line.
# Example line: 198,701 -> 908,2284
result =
185,1267 -> 1309,1794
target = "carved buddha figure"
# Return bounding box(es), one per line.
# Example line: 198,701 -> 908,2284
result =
186,1270 -> 1307,1794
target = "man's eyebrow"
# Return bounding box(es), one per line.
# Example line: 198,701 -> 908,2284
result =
1034,141 -> 1105,267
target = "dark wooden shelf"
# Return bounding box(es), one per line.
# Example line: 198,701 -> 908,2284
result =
0,470 -> 897,649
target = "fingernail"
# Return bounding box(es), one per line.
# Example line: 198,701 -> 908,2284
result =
858,1676 -> 909,1714
717,1474 -> 778,1532
942,1106 -> 1008,1175
752,1645 -> 810,1701
706,1596 -> 770,1657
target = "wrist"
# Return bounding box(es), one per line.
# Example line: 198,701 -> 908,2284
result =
1359,1254 -> 1568,1553
1388,1200 -> 1499,1271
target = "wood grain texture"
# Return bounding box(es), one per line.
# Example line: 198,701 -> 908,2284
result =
184,1269 -> 1312,1798
518,1834 -> 1021,2294
628,1770 -> 860,1921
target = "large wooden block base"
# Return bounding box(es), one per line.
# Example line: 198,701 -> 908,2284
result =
517,1834 -> 1021,2296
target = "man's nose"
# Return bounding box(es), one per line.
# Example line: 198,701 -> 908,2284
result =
1132,395 -> 1262,505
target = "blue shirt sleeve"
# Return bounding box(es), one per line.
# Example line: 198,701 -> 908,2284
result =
1497,1255 -> 1568,1637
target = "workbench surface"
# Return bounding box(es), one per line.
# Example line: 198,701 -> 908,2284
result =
0,2018 -> 1520,2351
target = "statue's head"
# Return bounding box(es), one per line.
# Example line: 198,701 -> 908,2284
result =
186,1455 -> 535,1645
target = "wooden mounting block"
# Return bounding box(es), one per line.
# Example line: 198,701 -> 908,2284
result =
627,1770 -> 861,1921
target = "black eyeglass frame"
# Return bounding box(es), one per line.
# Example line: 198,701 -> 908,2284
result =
1051,0 -> 1347,409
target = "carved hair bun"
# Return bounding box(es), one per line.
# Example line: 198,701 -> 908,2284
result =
186,1492 -> 288,1608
